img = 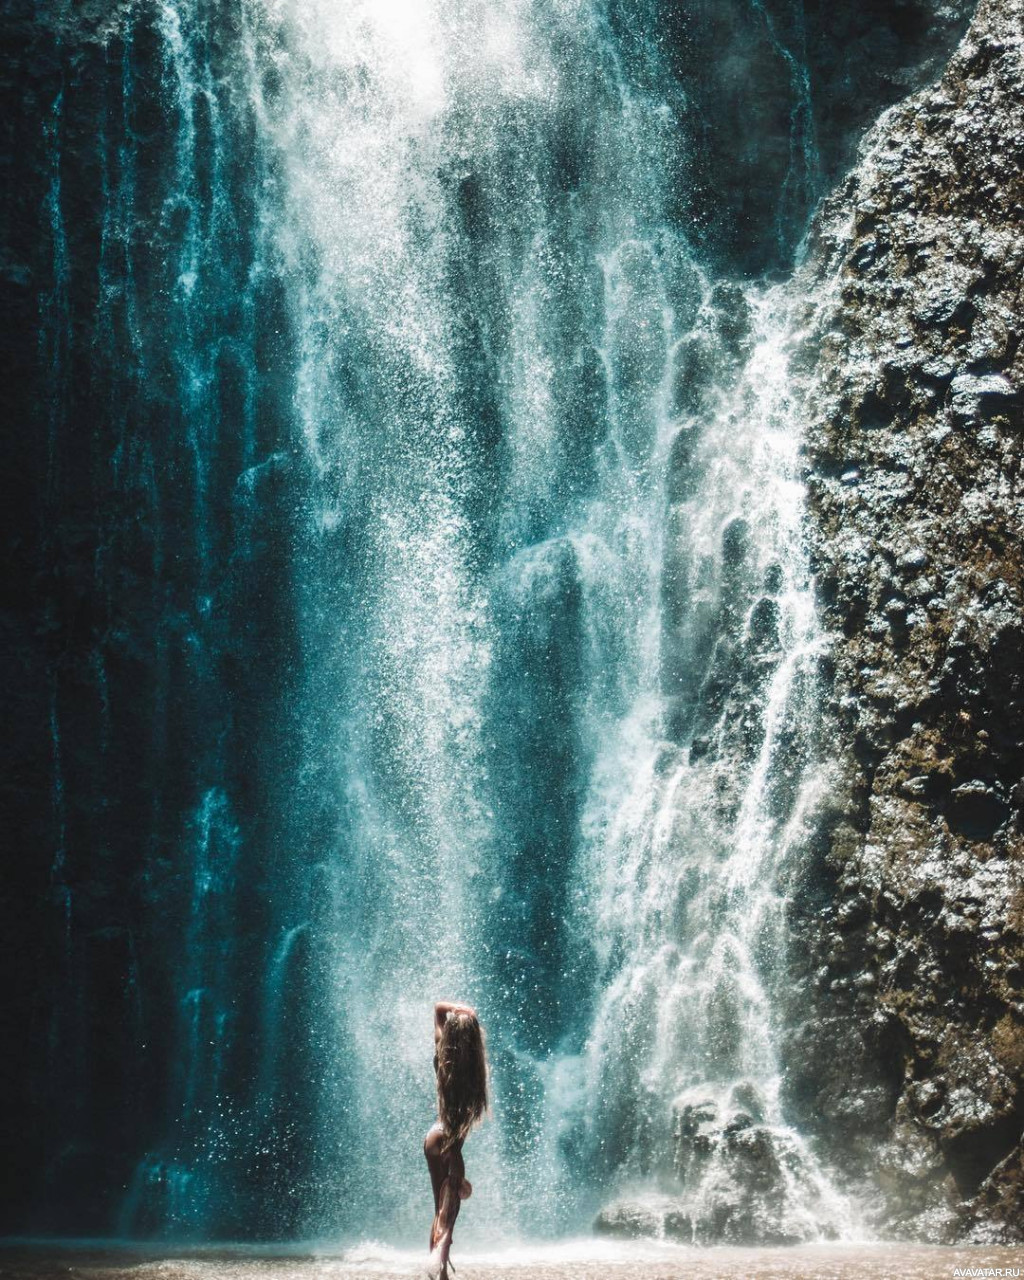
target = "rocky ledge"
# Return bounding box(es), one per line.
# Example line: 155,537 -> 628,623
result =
787,0 -> 1024,1242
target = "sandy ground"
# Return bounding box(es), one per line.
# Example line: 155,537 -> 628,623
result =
1,1242 -> 1022,1280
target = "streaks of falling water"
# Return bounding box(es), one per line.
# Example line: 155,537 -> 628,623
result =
244,0 -> 542,1235
236,0 -> 857,1244
100,0 -> 856,1245
565,286 -> 857,1240
235,0 -> 709,1241
748,0 -> 822,256
112,0 -> 285,1238
121,790 -> 243,1237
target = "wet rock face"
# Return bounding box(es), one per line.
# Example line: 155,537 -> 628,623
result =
791,0 -> 1024,1242
670,1093 -> 835,1246
639,0 -> 974,274
594,1088 -> 844,1246
0,0 -> 307,1235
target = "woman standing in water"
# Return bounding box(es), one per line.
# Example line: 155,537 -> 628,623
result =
425,1001 -> 488,1280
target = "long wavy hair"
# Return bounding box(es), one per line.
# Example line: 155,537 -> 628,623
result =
436,1011 -> 489,1151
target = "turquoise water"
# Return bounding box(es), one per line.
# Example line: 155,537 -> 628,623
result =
33,0 -> 887,1246
198,0 -> 834,1243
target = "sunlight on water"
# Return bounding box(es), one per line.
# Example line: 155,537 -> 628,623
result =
565,286 -> 854,1240
114,0 -> 863,1243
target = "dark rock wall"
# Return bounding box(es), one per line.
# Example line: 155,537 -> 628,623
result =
584,0 -> 974,273
1,0 -> 313,1235
787,0 -> 1024,1241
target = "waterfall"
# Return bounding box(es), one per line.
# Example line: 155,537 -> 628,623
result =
222,0 -> 852,1243
28,0 -> 876,1246
566,285 -> 855,1242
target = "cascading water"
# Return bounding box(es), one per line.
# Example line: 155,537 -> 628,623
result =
19,0 -> 913,1248
565,285 -> 855,1242
216,0 -> 851,1244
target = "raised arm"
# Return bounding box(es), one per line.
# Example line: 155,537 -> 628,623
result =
434,1000 -> 476,1042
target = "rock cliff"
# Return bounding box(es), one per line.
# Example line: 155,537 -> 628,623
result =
788,0 -> 1024,1241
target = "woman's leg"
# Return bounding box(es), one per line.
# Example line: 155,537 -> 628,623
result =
428,1174 -> 463,1278
424,1127 -> 446,1251
424,1138 -> 466,1280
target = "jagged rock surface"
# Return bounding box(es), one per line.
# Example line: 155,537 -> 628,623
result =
788,0 -> 1024,1241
